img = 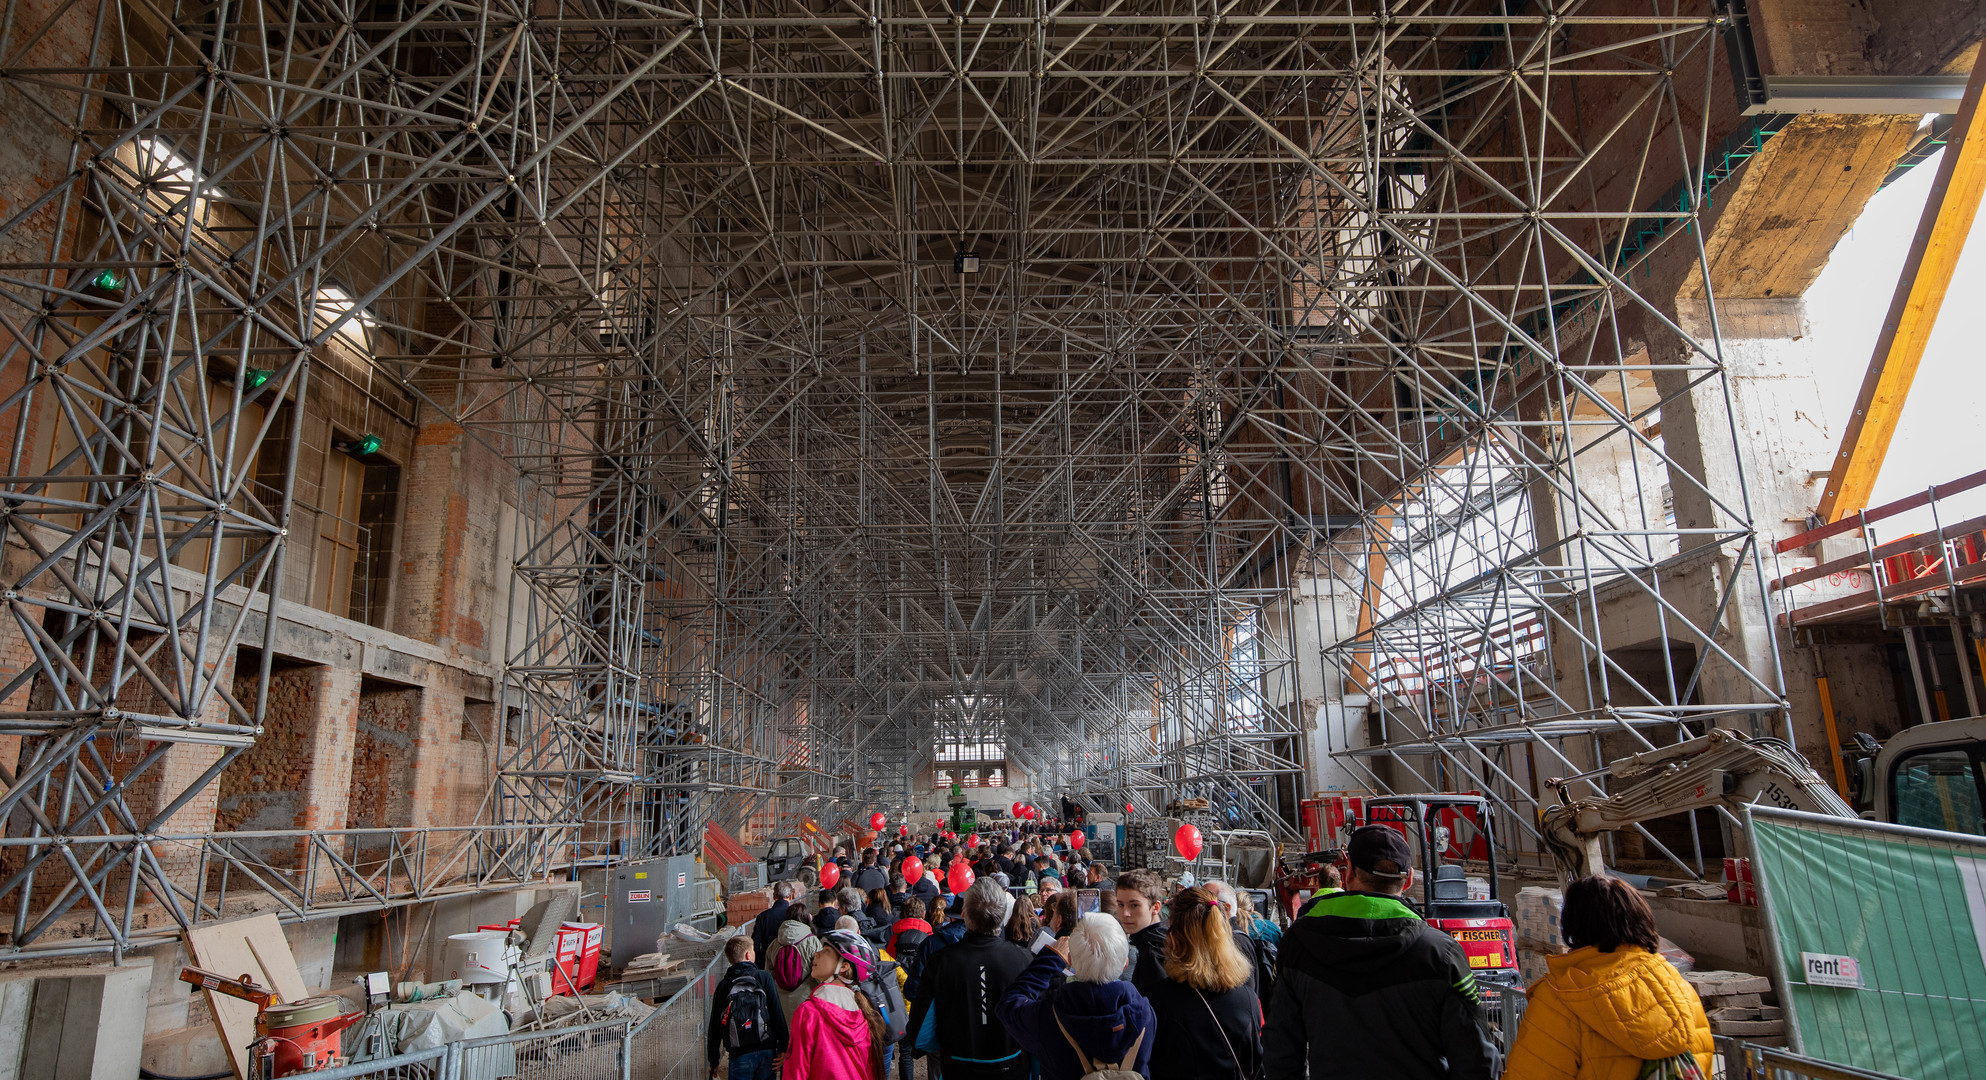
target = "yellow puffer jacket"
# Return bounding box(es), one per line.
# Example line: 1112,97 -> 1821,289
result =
1502,945 -> 1713,1080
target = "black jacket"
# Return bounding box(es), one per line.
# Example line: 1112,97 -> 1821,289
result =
1261,891 -> 1496,1080
910,876 -> 941,908
864,901 -> 893,940
706,961 -> 789,1067
814,905 -> 844,934
750,900 -> 791,962
854,865 -> 890,893
908,929 -> 1032,1078
1126,923 -> 1169,998
1143,976 -> 1262,1080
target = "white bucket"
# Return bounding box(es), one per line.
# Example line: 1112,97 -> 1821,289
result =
444,930 -> 520,986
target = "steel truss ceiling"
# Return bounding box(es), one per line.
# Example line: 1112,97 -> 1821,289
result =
0,0 -> 1775,951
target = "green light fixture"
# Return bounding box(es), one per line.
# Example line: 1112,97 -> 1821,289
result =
90,269 -> 123,291
352,433 -> 382,457
243,367 -> 273,389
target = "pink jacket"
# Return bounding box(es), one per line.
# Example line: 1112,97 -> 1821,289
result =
782,983 -> 874,1080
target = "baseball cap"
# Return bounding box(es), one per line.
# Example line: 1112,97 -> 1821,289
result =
1346,825 -> 1412,879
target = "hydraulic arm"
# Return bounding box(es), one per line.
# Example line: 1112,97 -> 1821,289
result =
1541,728 -> 1853,878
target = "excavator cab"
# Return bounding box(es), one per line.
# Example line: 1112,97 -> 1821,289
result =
1869,717 -> 1986,836
1363,795 -> 1522,998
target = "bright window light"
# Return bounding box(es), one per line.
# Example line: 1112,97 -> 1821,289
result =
314,285 -> 376,351
132,137 -> 205,219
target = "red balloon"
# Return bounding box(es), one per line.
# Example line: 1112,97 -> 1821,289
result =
869,812 -> 887,831
1011,801 -> 1025,816
899,824 -> 909,836
1125,803 -> 1135,814
901,856 -> 924,884
966,833 -> 980,848
1174,823 -> 1203,861
947,861 -> 976,892
1024,805 -> 1037,819
1070,829 -> 1085,849
820,861 -> 841,889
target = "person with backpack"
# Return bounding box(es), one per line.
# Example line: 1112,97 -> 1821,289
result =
889,897 -> 933,959
710,936 -> 790,1080
767,910 -> 822,1021
826,929 -> 908,1075
786,931 -> 889,1080
854,849 -> 890,894
997,913 -> 1156,1080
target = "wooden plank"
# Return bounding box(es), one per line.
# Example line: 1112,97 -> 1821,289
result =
1817,53 -> 1986,523
184,914 -> 309,1080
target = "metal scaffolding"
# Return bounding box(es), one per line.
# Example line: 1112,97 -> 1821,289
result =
0,0 -> 1779,952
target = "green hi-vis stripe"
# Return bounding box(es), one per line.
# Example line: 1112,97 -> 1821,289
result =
1306,892 -> 1421,922
1454,973 -> 1481,1004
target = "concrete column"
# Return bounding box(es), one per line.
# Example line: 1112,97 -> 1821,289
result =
1643,300 -> 1827,732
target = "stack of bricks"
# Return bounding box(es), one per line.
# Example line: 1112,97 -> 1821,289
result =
726,887 -> 774,927
1685,971 -> 1785,1047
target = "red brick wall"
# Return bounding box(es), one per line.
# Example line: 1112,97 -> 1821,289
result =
348,681 -> 420,829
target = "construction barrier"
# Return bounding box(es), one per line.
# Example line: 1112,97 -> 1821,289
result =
1745,805 -> 1986,1080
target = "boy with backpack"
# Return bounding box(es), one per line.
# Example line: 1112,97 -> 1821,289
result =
708,936 -> 789,1080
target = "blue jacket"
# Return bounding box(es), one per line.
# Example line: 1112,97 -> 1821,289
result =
998,950 -> 1155,1080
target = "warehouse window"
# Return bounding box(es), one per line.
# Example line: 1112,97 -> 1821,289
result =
314,285 -> 376,352
131,136 -> 208,222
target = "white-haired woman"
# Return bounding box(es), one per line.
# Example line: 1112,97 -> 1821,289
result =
997,913 -> 1157,1080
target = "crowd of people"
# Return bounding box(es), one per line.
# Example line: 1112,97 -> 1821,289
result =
709,821 -> 1714,1080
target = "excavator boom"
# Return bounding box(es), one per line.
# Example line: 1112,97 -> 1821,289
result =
1541,729 -> 1851,878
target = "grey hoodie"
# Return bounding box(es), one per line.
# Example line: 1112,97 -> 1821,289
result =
768,919 -> 823,1020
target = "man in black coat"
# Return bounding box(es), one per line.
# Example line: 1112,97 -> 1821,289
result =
749,880 -> 797,964
907,880 -> 1032,1080
1262,826 -> 1496,1080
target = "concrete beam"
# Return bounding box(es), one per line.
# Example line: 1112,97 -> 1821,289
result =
1685,113 -> 1921,301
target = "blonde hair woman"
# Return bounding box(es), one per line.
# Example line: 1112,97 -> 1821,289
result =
1142,886 -> 1261,1080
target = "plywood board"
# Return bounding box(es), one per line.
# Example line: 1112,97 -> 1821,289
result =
184,915 -> 309,1080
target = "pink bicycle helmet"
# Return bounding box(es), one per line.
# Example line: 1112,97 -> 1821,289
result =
822,929 -> 874,982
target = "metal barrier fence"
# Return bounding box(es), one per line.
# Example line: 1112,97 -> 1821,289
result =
627,953 -> 725,1080
288,1046 -> 451,1080
1716,1038 -> 1910,1080
1486,982 -> 1525,1054
307,955 -> 726,1080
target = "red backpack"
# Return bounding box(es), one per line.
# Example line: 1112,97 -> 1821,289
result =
772,936 -> 813,991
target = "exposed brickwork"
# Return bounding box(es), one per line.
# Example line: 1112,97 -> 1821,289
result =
348,681 -> 420,828
215,660 -> 361,864
396,421 -> 507,660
